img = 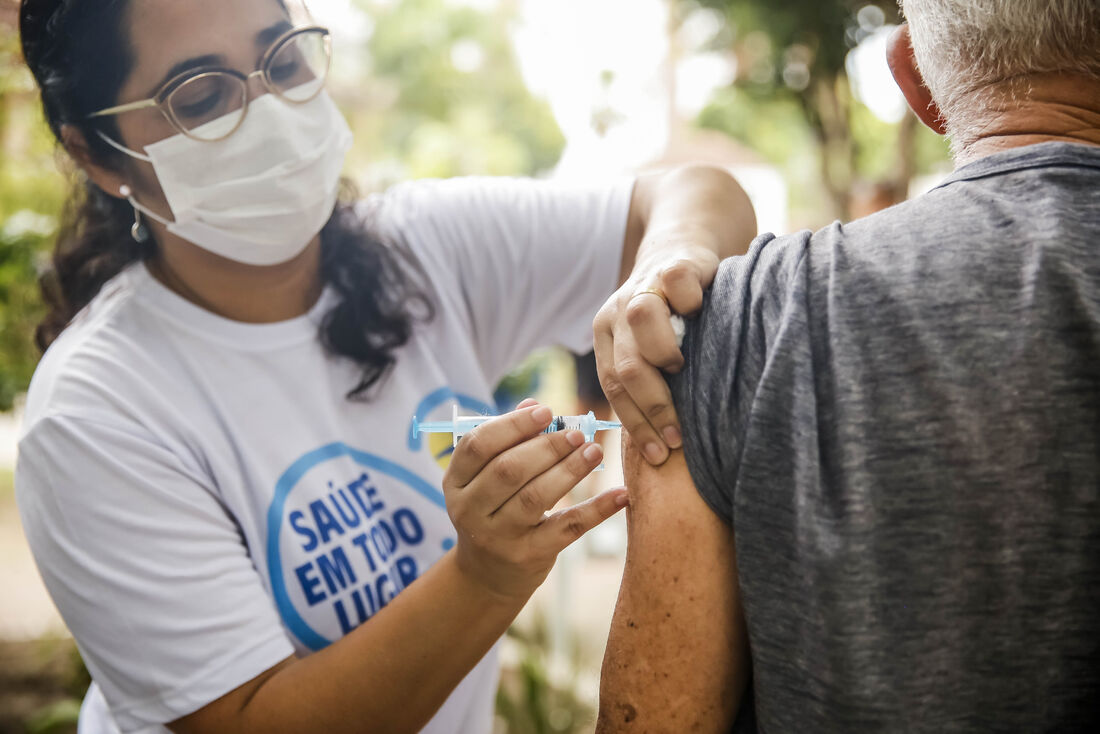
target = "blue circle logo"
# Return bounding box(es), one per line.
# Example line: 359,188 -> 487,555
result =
266,442 -> 452,651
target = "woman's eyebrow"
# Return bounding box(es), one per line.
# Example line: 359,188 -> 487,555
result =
256,20 -> 295,48
149,54 -> 226,95
141,20 -> 294,99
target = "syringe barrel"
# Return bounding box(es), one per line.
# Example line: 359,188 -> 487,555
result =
416,410 -> 618,453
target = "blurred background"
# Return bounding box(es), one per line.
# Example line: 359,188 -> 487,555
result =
0,0 -> 951,731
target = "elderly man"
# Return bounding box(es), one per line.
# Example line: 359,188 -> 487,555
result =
595,0 -> 1100,731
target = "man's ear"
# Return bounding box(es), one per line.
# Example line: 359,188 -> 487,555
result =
60,124 -> 129,198
887,23 -> 947,136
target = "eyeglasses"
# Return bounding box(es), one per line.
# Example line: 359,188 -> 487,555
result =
89,26 -> 332,143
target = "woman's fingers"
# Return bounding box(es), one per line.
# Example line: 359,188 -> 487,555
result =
601,325 -> 680,464
445,405 -> 553,489
595,330 -> 657,461
493,440 -> 604,524
625,292 -> 684,372
474,429 -> 587,515
658,255 -> 709,316
537,488 -> 630,553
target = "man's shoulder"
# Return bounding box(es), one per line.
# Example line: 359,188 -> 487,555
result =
712,230 -> 812,304
829,144 -> 1100,260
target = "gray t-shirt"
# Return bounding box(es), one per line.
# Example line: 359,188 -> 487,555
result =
670,142 -> 1100,733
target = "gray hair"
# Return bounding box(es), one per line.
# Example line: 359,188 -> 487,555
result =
900,0 -> 1100,153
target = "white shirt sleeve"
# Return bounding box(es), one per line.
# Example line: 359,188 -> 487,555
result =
16,414 -> 295,733
372,176 -> 635,385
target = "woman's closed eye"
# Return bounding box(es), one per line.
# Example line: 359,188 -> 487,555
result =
268,59 -> 302,84
172,75 -> 236,125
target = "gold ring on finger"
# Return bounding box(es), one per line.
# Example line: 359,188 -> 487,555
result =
631,287 -> 669,307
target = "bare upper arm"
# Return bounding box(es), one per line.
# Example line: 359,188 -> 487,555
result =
597,437 -> 749,733
168,656 -> 295,734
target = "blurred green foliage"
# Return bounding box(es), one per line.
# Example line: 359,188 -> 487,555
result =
698,85 -> 949,224
0,635 -> 90,734
697,0 -> 900,82
0,25 -> 64,412
0,218 -> 50,411
497,614 -> 595,734
24,699 -> 81,734
345,0 -> 565,184
682,0 -> 950,222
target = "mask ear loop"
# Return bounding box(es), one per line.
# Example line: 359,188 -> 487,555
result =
97,129 -> 152,163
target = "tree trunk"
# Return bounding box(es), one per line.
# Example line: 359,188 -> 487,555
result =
807,74 -> 854,223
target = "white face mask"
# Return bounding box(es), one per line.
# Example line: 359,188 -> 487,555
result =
102,90 -> 353,267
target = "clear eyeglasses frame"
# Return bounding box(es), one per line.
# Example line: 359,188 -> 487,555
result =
88,25 -> 333,143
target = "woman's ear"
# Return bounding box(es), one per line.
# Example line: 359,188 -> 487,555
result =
60,124 -> 129,198
887,23 -> 947,136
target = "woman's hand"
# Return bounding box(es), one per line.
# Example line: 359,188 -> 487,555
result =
443,400 -> 629,602
597,165 -> 757,466
594,231 -> 721,465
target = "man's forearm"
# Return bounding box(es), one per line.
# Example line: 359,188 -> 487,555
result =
598,443 -> 750,732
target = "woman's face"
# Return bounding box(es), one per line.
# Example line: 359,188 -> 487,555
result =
109,0 -> 296,217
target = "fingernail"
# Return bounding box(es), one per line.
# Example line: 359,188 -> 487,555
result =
532,406 -> 552,424
662,426 -> 682,448
644,442 -> 666,464
614,490 -> 630,508
584,444 -> 603,463
566,430 -> 584,448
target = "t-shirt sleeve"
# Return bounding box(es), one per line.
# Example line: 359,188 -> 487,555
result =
15,414 -> 296,733
668,232 -> 811,524
371,176 -> 634,384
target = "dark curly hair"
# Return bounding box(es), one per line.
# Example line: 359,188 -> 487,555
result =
19,0 -> 434,399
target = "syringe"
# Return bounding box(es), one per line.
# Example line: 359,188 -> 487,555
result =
414,406 -> 622,470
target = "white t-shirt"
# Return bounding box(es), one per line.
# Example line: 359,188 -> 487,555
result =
16,176 -> 632,734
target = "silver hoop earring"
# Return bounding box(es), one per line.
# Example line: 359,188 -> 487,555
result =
119,185 -> 150,243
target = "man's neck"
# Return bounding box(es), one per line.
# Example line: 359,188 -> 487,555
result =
956,73 -> 1100,166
